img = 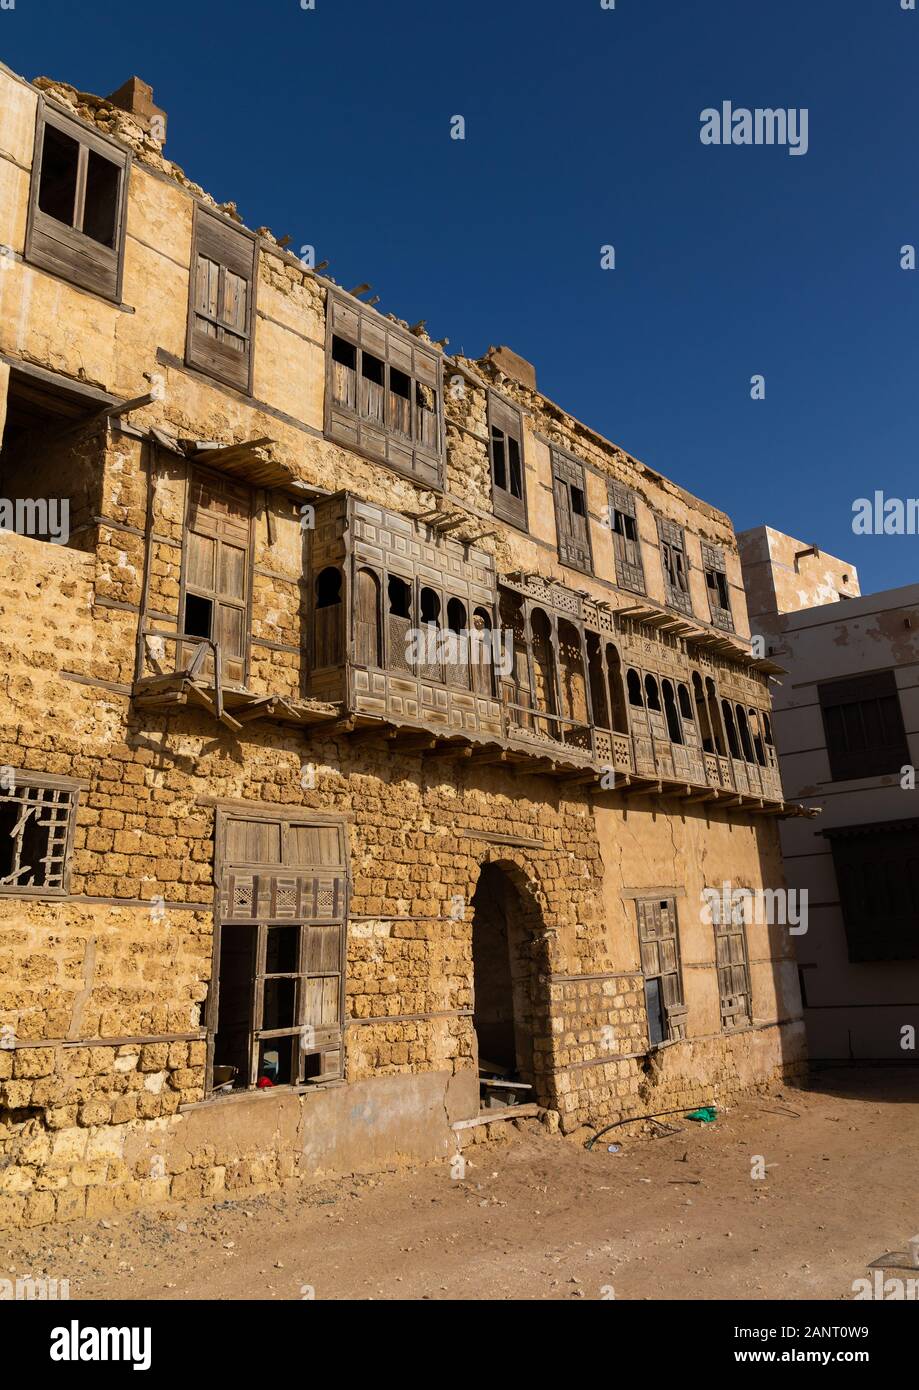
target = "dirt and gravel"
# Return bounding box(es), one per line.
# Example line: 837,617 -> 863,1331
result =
3,1067 -> 915,1301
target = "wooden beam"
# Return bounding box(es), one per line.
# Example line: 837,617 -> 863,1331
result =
423,744 -> 473,761
515,759 -> 557,778
682,789 -> 720,804
387,732 -> 438,752
469,750 -> 510,766
621,780 -> 662,798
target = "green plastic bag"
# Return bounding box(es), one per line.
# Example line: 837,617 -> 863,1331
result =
685,1106 -> 718,1123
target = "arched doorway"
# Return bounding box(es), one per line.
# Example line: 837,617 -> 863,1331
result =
471,861 -> 548,1109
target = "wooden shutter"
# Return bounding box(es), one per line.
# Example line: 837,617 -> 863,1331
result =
488,393 -> 527,530
187,208 -> 256,392
552,449 -> 592,574
818,670 -> 909,781
637,897 -> 686,1041
325,292 -> 444,488
825,820 -> 919,961
656,516 -> 692,615
701,542 -> 733,631
714,912 -> 751,1029
354,566 -> 382,668
609,484 -> 645,594
182,472 -> 251,687
215,812 -> 348,1089
26,104 -> 129,301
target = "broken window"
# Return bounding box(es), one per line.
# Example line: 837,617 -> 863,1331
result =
325,292 -> 443,487
26,105 -> 129,300
637,898 -> 686,1045
657,517 -> 692,615
488,392 -> 527,530
702,543 -> 733,631
212,812 -> 348,1091
714,899 -> 752,1030
551,448 -> 592,574
0,775 -> 80,896
609,484 -> 645,594
181,471 -> 251,687
0,366 -> 106,550
187,207 -> 256,392
818,670 -> 909,782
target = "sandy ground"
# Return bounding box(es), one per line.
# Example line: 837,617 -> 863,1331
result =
3,1067 -> 916,1302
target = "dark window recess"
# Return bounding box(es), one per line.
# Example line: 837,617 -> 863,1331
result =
657,517 -> 692,615
609,483 -> 645,595
0,780 -> 79,895
186,208 -> 256,393
818,670 -> 910,782
702,543 -> 733,631
826,820 -> 919,962
26,107 -> 129,300
637,898 -> 686,1043
183,592 -> 213,640
487,392 -> 527,529
552,448 -> 592,574
325,292 -> 443,488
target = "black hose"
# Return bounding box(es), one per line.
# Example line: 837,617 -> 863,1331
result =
584,1103 -> 716,1150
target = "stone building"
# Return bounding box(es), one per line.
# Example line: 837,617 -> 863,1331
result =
0,62 -> 807,1230
739,524 -> 919,1061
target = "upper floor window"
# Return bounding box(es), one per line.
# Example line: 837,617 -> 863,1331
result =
181,471 -> 252,688
551,448 -> 592,575
657,517 -> 692,615
488,393 -> 527,530
701,543 -> 733,631
26,105 -> 129,300
818,670 -> 909,782
825,820 -> 919,962
609,484 -> 645,594
325,293 -> 443,488
186,208 -> 256,393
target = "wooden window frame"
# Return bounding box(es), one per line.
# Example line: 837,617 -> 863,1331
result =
186,204 -> 257,394
0,770 -> 83,898
824,818 -> 919,962
713,902 -> 752,1031
209,808 -> 349,1094
701,542 -> 734,632
25,101 -> 130,302
551,446 -> 593,575
609,483 -> 645,594
178,466 -> 254,690
818,670 -> 910,782
636,897 -> 687,1045
656,516 -> 693,616
324,291 -> 445,489
487,391 -> 528,531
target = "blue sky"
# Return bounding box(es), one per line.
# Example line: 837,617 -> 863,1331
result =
3,0 -> 918,593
